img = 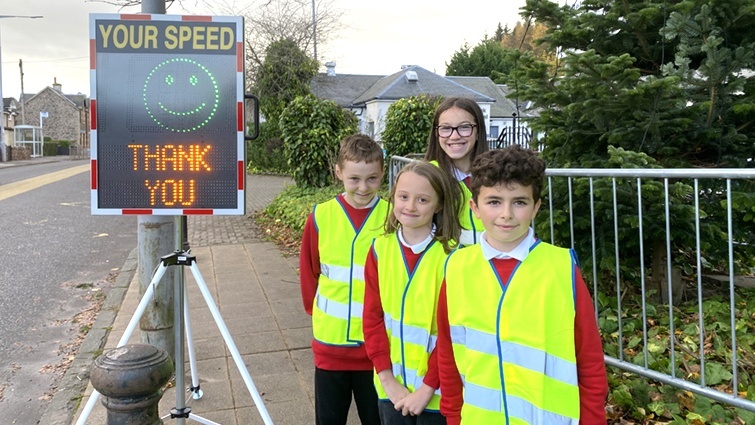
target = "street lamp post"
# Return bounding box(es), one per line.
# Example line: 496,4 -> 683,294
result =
0,15 -> 42,162
39,111 -> 47,157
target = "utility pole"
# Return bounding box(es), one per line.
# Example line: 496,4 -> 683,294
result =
137,0 -> 177,359
19,59 -> 24,125
143,0 -> 165,13
311,0 -> 317,61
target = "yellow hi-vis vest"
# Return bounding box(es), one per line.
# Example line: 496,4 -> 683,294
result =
312,197 -> 389,346
371,234 -> 447,411
457,180 -> 484,246
444,241 -> 580,425
428,160 -> 482,245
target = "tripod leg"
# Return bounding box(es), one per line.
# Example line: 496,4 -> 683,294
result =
187,262 -> 275,425
184,289 -> 203,400
74,262 -> 171,425
188,413 -> 222,425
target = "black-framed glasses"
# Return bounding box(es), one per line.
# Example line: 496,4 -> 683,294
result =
436,124 -> 476,138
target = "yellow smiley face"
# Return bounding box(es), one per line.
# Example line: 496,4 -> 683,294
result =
143,58 -> 219,132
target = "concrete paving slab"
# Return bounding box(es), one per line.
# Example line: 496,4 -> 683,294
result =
218,288 -> 268,305
190,336 -> 227,360
270,298 -> 315,330
281,328 -> 313,350
220,301 -> 273,319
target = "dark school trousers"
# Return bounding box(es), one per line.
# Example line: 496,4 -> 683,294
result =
378,400 -> 447,425
315,367 -> 381,425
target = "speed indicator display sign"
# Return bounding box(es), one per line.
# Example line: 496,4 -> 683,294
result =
89,14 -> 245,215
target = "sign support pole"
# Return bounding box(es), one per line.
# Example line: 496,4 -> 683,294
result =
138,0 -> 177,375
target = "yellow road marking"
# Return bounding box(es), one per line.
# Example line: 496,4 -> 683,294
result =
0,164 -> 90,202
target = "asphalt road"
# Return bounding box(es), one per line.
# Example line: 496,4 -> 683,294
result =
0,159 -> 137,424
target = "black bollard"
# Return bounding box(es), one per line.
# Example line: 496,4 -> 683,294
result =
90,344 -> 174,425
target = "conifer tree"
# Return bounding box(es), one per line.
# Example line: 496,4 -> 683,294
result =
514,0 -> 755,168
511,0 -> 755,291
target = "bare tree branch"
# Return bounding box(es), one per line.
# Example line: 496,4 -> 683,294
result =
208,0 -> 343,87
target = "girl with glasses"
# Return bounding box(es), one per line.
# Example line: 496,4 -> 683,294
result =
424,97 -> 488,246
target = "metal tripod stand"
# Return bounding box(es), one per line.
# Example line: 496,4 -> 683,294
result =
75,223 -> 273,424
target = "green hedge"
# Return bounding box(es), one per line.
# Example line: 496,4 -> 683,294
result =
43,141 -> 58,157
259,184 -> 343,235
279,95 -> 358,188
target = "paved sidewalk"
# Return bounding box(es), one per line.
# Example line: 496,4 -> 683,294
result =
75,241 -> 316,424
39,173 -> 359,424
0,154 -> 81,168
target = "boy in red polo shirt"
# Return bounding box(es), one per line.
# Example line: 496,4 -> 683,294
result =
436,146 -> 608,424
300,134 -> 387,425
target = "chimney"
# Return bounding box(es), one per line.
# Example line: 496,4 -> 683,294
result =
52,77 -> 62,93
325,61 -> 336,76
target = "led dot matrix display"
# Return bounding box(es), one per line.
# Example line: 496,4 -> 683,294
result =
90,14 -> 244,215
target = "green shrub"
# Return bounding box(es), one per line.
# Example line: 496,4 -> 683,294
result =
256,38 -> 318,125
260,184 -> 343,237
259,183 -> 390,240
246,121 -> 289,174
43,141 -> 58,157
279,94 -> 358,188
382,94 -> 442,158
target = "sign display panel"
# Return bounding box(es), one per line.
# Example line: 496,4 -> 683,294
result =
90,14 -> 245,215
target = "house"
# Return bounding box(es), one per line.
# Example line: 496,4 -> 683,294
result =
21,78 -> 90,147
310,63 -> 534,146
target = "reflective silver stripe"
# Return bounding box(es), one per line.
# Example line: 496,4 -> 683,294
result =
450,325 -> 466,345
463,380 -> 502,411
391,363 -> 441,396
506,394 -> 579,425
428,335 -> 437,353
384,313 -> 434,351
501,340 -> 577,386
321,263 -> 365,282
458,229 -> 480,246
316,294 -> 363,319
451,326 -> 577,386
384,314 -> 440,396
464,382 -> 577,424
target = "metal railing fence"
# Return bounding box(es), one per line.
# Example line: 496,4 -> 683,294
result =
389,155 -> 755,412
69,144 -> 90,160
486,125 -> 544,152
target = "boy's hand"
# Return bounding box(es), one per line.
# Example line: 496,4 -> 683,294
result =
378,370 -> 410,405
394,384 -> 435,416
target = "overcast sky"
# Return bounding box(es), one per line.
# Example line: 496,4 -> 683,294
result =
0,0 -> 527,100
